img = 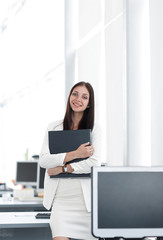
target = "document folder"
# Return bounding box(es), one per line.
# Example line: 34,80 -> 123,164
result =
48,129 -> 91,178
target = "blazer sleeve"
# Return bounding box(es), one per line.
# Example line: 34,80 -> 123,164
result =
70,124 -> 102,174
39,122 -> 66,169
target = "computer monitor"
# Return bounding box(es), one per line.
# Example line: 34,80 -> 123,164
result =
15,161 -> 38,187
91,166 -> 163,239
37,166 -> 46,191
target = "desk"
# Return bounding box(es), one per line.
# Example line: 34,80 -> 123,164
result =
0,212 -> 52,240
0,198 -> 46,212
0,190 -> 12,197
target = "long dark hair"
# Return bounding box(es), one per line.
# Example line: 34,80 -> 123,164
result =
63,81 -> 95,130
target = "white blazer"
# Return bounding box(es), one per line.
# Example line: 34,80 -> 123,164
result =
39,120 -> 102,212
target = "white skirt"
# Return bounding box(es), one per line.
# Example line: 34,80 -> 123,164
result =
49,178 -> 97,240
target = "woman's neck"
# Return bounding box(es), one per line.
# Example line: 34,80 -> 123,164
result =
71,112 -> 83,130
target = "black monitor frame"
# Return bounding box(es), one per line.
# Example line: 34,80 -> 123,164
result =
37,166 -> 46,191
15,161 -> 38,187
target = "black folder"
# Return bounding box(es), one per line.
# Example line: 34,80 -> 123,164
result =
48,129 -> 91,178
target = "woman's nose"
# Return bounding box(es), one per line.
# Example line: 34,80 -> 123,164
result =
76,95 -> 81,101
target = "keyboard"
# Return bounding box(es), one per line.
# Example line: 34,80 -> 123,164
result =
35,212 -> 51,219
18,197 -> 43,202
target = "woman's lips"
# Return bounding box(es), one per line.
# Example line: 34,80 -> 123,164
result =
73,102 -> 82,107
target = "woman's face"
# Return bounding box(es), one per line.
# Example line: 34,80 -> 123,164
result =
70,85 -> 90,113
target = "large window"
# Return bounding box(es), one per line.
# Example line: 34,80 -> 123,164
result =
0,0 -> 65,182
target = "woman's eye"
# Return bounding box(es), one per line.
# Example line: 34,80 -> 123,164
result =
72,92 -> 77,96
82,96 -> 88,99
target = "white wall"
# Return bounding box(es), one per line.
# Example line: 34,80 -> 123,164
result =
105,0 -> 124,166
150,0 -> 163,165
75,0 -> 125,165
126,0 -> 163,166
126,0 -> 151,166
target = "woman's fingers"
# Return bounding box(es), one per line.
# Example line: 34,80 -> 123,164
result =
88,145 -> 94,155
82,142 -> 90,147
76,142 -> 94,158
47,169 -> 53,175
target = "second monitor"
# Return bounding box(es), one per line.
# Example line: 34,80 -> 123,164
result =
15,161 -> 38,187
15,161 -> 45,191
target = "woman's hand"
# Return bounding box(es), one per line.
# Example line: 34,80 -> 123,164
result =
63,142 -> 94,164
75,142 -> 94,158
47,166 -> 62,176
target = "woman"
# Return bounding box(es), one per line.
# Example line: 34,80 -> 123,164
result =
39,81 -> 102,240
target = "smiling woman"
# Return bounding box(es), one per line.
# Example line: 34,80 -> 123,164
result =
70,87 -> 89,112
39,81 -> 102,240
64,81 -> 95,131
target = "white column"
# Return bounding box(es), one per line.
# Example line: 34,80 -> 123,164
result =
149,0 -> 163,165
64,0 -> 77,101
126,0 -> 151,166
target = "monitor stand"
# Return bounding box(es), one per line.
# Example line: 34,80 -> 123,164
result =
99,238 -> 157,240
99,238 -> 143,240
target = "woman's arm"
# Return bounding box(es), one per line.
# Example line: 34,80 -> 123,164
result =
69,124 -> 102,174
47,124 -> 102,175
47,142 -> 94,176
40,121 -> 102,175
39,130 -> 94,170
47,164 -> 74,176
39,122 -> 66,169
63,142 -> 94,164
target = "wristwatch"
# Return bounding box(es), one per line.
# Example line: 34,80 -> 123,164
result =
63,165 -> 68,173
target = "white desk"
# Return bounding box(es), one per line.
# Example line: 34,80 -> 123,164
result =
0,211 -> 49,228
0,197 -> 46,212
0,212 -> 52,240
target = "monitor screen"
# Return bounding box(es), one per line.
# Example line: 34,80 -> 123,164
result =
15,161 -> 38,186
37,166 -> 46,190
91,166 -> 163,238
